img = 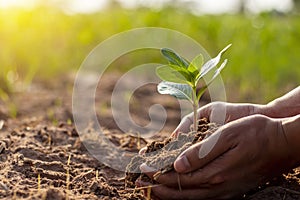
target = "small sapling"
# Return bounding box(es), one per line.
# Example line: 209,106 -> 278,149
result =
156,44 -> 231,132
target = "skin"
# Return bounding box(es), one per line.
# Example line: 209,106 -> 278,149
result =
137,86 -> 300,199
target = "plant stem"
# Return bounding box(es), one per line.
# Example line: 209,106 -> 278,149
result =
193,104 -> 197,132
192,86 -> 198,132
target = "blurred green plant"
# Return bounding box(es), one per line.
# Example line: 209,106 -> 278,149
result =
0,6 -> 299,103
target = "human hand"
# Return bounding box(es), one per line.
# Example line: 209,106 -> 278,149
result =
138,115 -> 294,199
172,102 -> 265,137
139,102 -> 264,155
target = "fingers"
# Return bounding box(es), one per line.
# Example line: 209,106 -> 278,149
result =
172,101 -> 248,137
172,112 -> 193,137
172,106 -> 211,137
136,180 -> 231,200
135,181 -> 161,200
140,163 -> 158,176
139,147 -> 147,155
174,127 -> 236,173
139,161 -> 213,188
208,102 -> 227,125
142,168 -> 222,188
140,152 -> 233,188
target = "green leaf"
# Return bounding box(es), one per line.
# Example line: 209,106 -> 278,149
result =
186,54 -> 203,82
189,54 -> 203,70
156,65 -> 189,84
168,64 -> 194,83
161,48 -> 189,68
197,44 -> 231,81
187,64 -> 198,79
197,59 -> 228,101
210,59 -> 228,83
197,59 -> 228,100
157,81 -> 193,102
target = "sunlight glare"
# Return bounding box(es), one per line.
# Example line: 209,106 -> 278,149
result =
0,0 -> 294,14
0,0 -> 37,9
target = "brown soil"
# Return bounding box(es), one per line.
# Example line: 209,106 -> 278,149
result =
0,72 -> 300,200
125,118 -> 217,187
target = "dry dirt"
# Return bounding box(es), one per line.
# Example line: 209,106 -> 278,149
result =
0,72 -> 300,200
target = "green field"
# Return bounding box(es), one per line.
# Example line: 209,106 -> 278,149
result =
1,6 -> 300,103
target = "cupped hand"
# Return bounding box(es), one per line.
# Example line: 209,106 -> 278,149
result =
138,115 -> 293,200
172,102 -> 266,137
140,102 -> 265,154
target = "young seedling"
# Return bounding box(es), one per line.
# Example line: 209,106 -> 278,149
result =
156,44 -> 231,132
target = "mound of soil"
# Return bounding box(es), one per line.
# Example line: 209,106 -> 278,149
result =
125,118 -> 217,187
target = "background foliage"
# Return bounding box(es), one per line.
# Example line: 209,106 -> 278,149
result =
0,5 -> 299,103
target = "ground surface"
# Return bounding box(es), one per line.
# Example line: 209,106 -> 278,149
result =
0,72 -> 300,200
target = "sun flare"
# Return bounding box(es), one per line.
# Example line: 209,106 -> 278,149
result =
0,0 -> 37,9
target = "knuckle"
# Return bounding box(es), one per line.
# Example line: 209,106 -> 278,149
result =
209,174 -> 225,184
219,127 -> 236,144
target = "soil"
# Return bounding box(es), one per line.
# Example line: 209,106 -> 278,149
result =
125,118 -> 217,187
0,72 -> 300,200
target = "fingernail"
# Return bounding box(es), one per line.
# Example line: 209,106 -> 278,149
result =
171,130 -> 179,138
135,180 -> 142,187
136,179 -> 150,186
140,163 -> 156,173
174,154 -> 190,172
136,179 -> 148,187
139,147 -> 147,155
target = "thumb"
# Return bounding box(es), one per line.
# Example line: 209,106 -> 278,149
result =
174,128 -> 233,173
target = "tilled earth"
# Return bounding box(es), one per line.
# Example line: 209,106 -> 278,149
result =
0,73 -> 300,199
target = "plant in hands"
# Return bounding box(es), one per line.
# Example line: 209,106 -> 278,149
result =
156,44 -> 232,132
127,44 -> 232,189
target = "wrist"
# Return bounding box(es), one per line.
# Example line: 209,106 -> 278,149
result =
250,104 -> 270,116
264,99 -> 300,118
253,102 -> 282,118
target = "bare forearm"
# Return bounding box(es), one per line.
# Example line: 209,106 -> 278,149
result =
263,86 -> 300,118
282,114 -> 300,168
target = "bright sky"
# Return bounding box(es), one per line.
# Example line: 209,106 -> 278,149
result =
0,0 -> 294,14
